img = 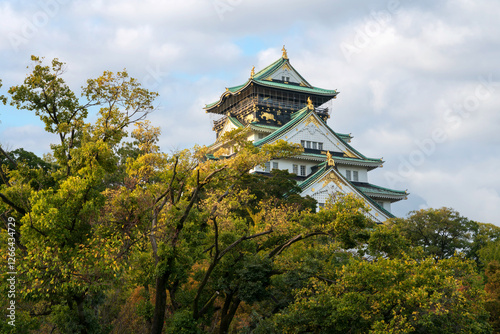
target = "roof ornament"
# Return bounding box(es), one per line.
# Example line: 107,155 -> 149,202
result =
250,66 -> 255,78
323,151 -> 335,166
282,45 -> 288,59
307,97 -> 314,110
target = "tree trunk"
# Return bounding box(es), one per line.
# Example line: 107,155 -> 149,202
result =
73,295 -> 88,334
150,271 -> 169,334
219,296 -> 241,334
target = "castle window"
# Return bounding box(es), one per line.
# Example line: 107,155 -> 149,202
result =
293,164 -> 298,174
300,165 -> 306,176
272,162 -> 279,170
346,170 -> 352,180
286,76 -> 290,82
353,171 -> 359,182
301,140 -> 305,147
318,142 -> 323,150
282,76 -> 285,81
312,142 -> 317,150
306,141 -> 311,148
265,162 -> 270,173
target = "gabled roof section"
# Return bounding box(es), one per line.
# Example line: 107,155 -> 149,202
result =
215,116 -> 244,142
298,165 -> 397,221
352,182 -> 408,201
250,123 -> 280,133
252,107 -> 382,164
227,116 -> 244,128
204,54 -> 338,112
252,56 -> 312,87
336,132 -> 352,141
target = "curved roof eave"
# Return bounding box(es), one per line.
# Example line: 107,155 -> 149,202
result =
204,79 -> 254,111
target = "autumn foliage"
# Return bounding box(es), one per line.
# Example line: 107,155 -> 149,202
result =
0,58 -> 498,334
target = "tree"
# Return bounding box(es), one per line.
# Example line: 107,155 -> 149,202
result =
381,207 -> 500,262
273,255 -> 492,334
484,261 -> 500,333
0,56 -> 158,333
118,129 -> 307,334
186,192 -> 373,334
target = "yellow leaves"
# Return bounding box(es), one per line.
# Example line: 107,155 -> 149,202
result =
132,120 -> 161,153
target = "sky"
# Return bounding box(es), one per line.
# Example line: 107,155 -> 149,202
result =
0,0 -> 499,225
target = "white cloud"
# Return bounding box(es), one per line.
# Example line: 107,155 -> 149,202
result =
0,125 -> 57,156
0,0 -> 499,224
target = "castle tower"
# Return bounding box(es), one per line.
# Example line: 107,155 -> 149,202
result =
204,47 -> 407,222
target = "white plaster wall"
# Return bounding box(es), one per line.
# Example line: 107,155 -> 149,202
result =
336,166 -> 368,183
271,158 -> 319,176
279,116 -> 356,156
253,158 -> 319,176
271,68 -> 302,84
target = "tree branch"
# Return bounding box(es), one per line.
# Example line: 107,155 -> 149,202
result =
268,231 -> 327,259
218,229 -> 273,261
0,192 -> 26,216
0,146 -> 17,168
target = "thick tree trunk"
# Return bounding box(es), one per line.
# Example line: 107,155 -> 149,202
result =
219,295 -> 241,334
150,272 -> 169,334
73,295 -> 88,334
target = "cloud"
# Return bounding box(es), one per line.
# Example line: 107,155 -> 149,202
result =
0,0 -> 499,224
0,125 -> 57,156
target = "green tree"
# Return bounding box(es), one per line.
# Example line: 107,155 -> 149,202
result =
273,255 -> 491,334
0,56 -> 158,333
187,191 -> 373,334
117,128 -> 306,334
390,208 -> 473,259
484,261 -> 500,333
381,207 -> 500,262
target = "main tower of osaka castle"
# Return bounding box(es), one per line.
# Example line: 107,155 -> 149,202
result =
204,47 -> 407,223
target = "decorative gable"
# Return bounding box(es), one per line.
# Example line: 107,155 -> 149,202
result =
269,63 -> 305,85
273,112 -> 361,157
300,167 -> 391,223
217,117 -> 242,140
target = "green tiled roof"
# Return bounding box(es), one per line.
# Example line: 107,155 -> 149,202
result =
297,162 -> 327,190
252,57 -> 285,81
336,132 -> 352,140
204,56 -> 337,111
298,165 -> 396,219
228,84 -> 246,93
228,117 -> 243,128
254,79 -> 336,95
318,119 -> 381,162
298,152 -> 382,164
250,123 -> 281,131
353,183 -> 407,197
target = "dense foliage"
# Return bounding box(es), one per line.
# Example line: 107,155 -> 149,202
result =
1,58 -> 499,333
